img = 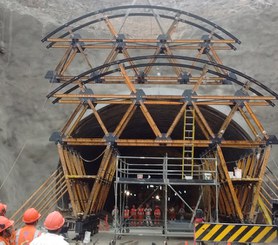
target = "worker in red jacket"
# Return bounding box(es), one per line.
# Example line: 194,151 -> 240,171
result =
0,216 -> 14,245
154,206 -> 161,226
168,206 -> 176,221
15,208 -> 41,245
194,209 -> 204,223
130,205 -> 137,226
137,205 -> 144,226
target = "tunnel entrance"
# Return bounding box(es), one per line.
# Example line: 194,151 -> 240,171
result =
36,4 -> 278,239
68,103 -> 252,221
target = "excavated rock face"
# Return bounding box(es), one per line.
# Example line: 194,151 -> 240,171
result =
0,0 -> 278,213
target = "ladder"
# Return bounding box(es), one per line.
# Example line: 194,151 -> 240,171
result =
182,106 -> 195,179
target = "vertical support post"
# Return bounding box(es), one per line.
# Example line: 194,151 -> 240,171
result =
164,154 -> 168,237
215,156 -> 219,223
114,155 -> 119,240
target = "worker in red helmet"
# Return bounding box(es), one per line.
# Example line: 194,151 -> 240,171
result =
30,211 -> 68,245
0,203 -> 15,245
0,216 -> 14,245
15,208 -> 41,245
0,204 -> 7,217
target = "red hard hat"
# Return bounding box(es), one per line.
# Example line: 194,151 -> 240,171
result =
0,203 -> 7,214
22,208 -> 41,223
0,216 -> 14,232
44,211 -> 65,230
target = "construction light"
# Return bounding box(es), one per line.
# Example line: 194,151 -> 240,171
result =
150,185 -> 154,188
155,195 -> 160,200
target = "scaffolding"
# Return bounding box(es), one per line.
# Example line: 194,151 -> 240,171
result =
114,154 -> 218,237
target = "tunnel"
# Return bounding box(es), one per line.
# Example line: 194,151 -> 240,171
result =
39,4 -> 278,228
69,103 -> 252,212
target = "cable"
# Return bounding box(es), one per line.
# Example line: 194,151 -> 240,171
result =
79,149 -> 106,163
0,141 -> 27,192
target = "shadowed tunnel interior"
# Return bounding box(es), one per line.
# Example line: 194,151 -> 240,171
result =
69,104 -> 252,212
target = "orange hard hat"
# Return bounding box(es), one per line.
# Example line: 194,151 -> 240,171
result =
0,216 -> 14,232
0,203 -> 7,214
44,211 -> 65,230
22,208 -> 41,223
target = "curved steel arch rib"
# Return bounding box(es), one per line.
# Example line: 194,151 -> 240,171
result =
44,12 -> 237,50
41,5 -> 240,47
46,55 -> 278,106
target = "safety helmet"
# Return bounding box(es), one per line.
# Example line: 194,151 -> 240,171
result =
44,211 -> 65,230
0,216 -> 14,233
22,208 -> 41,224
0,203 -> 7,214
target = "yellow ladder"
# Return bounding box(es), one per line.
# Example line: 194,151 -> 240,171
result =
182,106 -> 195,179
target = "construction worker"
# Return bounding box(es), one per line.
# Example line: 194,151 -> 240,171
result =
194,209 -> 204,223
154,205 -> 161,226
30,211 -> 68,245
0,204 -> 7,217
0,216 -> 14,245
168,206 -> 176,221
144,204 -> 152,227
123,206 -> 130,233
15,208 -> 41,245
130,205 -> 137,226
111,206 -> 119,228
178,204 -> 186,221
137,205 -> 144,226
0,203 -> 15,245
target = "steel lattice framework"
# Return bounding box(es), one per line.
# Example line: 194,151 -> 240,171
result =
42,5 -> 278,224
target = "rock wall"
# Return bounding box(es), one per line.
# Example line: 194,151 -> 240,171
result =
0,0 -> 277,213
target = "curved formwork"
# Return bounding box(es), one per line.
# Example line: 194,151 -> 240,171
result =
39,5 -> 278,237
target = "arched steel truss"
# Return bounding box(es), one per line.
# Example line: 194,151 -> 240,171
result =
41,5 -> 278,228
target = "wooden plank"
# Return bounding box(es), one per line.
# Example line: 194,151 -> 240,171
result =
244,102 -> 269,140
87,100 -> 109,135
113,102 -> 136,137
249,146 -> 271,221
139,101 -> 162,138
217,104 -> 239,138
57,144 -> 78,217
166,103 -> 187,138
217,146 -> 243,221
192,103 -> 215,138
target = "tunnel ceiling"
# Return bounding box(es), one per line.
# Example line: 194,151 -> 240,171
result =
72,104 -> 252,162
